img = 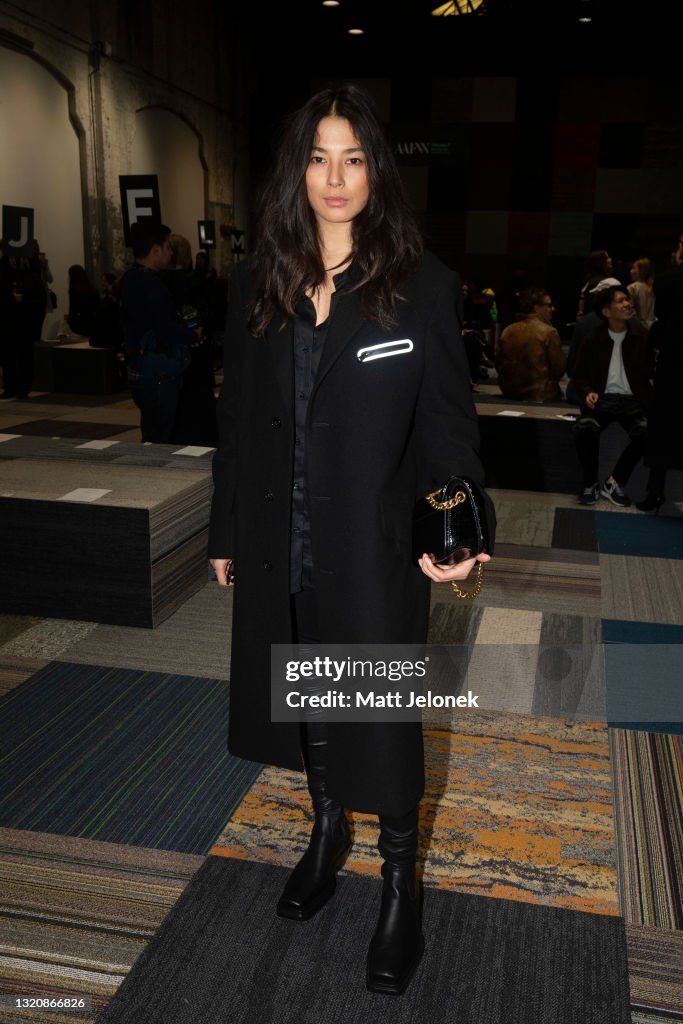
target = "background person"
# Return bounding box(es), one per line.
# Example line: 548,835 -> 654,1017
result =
162,233 -> 218,446
573,285 -> 652,506
636,234 -> 683,512
576,249 -> 613,319
66,265 -> 100,338
495,288 -> 566,402
208,84 -> 494,997
120,222 -> 197,443
627,257 -> 656,328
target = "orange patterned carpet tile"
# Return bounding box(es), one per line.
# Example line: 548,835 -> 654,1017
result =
211,711 -> 618,916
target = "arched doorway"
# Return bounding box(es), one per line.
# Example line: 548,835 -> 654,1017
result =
0,45 -> 85,338
132,107 -> 206,257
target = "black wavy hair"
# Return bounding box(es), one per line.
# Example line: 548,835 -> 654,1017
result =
249,84 -> 423,336
596,284 -> 628,320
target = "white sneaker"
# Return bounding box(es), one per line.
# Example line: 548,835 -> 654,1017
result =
600,477 -> 631,507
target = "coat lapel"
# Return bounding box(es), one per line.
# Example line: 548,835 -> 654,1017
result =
312,288 -> 366,399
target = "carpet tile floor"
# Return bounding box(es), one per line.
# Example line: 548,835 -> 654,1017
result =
0,394 -> 680,1022
96,857 -> 632,1024
212,713 -> 618,915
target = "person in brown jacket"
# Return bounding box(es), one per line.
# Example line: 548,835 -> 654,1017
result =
572,285 -> 652,507
495,288 -> 566,402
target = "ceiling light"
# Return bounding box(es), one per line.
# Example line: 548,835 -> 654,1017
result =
348,27 -> 364,34
322,1 -> 340,6
432,0 -> 484,15
578,16 -> 592,22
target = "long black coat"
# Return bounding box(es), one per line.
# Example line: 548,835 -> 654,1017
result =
208,251 -> 494,816
648,266 -> 683,470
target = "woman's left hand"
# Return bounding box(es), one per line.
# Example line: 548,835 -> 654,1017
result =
418,551 -> 491,582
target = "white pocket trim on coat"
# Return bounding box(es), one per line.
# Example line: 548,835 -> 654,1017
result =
356,339 -> 414,363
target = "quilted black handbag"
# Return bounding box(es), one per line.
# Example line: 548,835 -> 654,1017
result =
412,476 -> 490,598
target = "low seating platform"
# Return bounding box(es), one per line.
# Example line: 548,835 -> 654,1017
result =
35,339 -> 124,395
0,436 -> 214,627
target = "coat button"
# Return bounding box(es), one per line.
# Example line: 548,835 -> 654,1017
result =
271,417 -> 281,428
264,490 -> 273,501
263,560 -> 273,571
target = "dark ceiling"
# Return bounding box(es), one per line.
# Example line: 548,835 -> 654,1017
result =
246,0 -> 669,78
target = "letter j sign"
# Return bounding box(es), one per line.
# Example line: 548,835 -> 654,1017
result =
2,206 -> 34,257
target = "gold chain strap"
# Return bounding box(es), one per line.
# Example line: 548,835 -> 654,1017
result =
450,561 -> 485,600
425,488 -> 467,511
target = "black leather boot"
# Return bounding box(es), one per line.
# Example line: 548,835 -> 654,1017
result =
276,721 -> 351,921
366,810 -> 424,995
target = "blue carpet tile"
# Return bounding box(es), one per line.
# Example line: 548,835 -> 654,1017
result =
603,620 -> 683,733
601,625 -> 683,734
0,662 -> 261,853
595,511 -> 683,560
603,620 -> 683,644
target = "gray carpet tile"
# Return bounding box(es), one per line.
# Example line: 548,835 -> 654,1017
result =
423,604 -> 483,701
1,618 -> 99,658
97,856 -> 632,1024
56,582 -> 232,679
600,555 -> 683,625
0,433 -> 214,469
532,613 -> 606,722
0,458 -> 211,506
435,544 -> 601,617
485,489 -> 560,548
7,418 -> 132,439
427,601 -> 483,645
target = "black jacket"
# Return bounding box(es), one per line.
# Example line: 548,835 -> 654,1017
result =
573,321 -> 652,412
208,251 -> 494,815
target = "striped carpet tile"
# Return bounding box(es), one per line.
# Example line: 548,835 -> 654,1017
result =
600,556 -> 683,626
212,712 -> 619,915
627,924 -> 683,1022
437,544 -> 601,616
0,828 -> 203,1023
610,730 -> 683,928
0,662 -> 260,854
0,657 -> 47,697
551,508 -> 598,552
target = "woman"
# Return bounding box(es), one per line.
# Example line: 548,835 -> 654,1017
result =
627,257 -> 655,328
577,250 -> 613,319
636,237 -> 683,512
209,85 -> 493,995
162,234 -> 218,446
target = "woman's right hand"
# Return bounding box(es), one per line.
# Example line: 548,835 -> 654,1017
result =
210,558 -> 234,587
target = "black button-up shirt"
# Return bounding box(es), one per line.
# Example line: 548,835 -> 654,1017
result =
290,267 -> 352,593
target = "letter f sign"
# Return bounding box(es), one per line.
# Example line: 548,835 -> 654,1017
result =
126,189 -> 154,227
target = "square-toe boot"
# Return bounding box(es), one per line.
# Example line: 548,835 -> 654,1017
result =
276,721 -> 351,921
366,812 -> 424,995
